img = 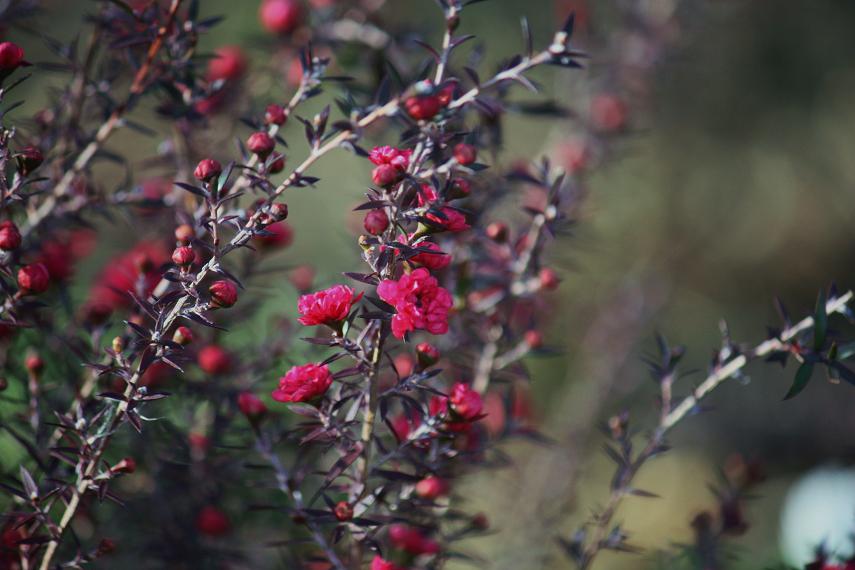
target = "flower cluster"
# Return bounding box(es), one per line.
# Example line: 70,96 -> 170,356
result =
377,268 -> 454,339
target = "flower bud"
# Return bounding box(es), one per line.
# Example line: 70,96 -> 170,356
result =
265,103 -> 287,125
404,94 -> 442,121
15,146 -> 43,176
172,326 -> 194,346
25,354 -> 43,375
486,221 -> 509,242
237,391 -> 268,424
197,345 -> 232,375
209,280 -> 238,308
449,178 -> 471,198
472,512 -> 489,530
0,42 -> 26,72
112,336 -> 124,354
259,0 -> 303,34
416,342 -> 440,368
96,538 -> 116,557
415,475 -> 448,500
194,158 -> 222,182
0,378 -> 7,392
371,163 -> 402,187
268,154 -> 285,174
334,501 -> 353,522
0,220 -> 21,251
538,267 -> 560,290
453,143 -> 477,166
110,457 -> 136,474
171,246 -> 196,268
207,46 -> 246,82
269,202 -> 289,221
17,263 -> 50,295
591,93 -> 627,133
524,329 -> 543,349
363,209 -> 389,236
175,224 -> 194,245
196,506 -> 230,536
246,131 -> 275,158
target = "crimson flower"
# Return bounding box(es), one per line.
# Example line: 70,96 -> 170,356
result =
297,284 -> 361,328
388,524 -> 440,555
377,268 -> 453,339
272,363 -> 332,403
371,556 -> 406,570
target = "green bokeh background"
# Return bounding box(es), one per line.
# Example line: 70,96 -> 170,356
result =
5,0 -> 855,568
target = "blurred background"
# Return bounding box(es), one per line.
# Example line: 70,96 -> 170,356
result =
6,0 -> 855,568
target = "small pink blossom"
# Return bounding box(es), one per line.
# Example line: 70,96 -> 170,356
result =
425,207 -> 469,233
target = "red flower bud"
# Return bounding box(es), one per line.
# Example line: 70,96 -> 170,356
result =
259,0 -> 303,35
538,267 -> 560,290
175,224 -> 195,245
0,221 -> 21,251
404,94 -> 442,121
172,326 -> 194,346
289,265 -> 315,292
209,280 -> 238,308
0,42 -> 26,72
246,131 -> 275,158
25,354 -> 44,374
96,538 -> 116,556
449,382 -> 483,421
207,46 -> 247,82
265,103 -> 287,126
449,178 -> 471,198
196,506 -> 230,536
388,524 -> 440,555
269,203 -> 289,221
197,345 -> 232,375
416,342 -> 440,368
453,143 -> 477,165
590,93 -> 627,133
171,246 -> 196,268
194,158 -> 222,182
486,221 -> 509,242
110,457 -> 136,474
17,263 -> 50,295
15,146 -> 44,176
524,329 -> 543,349
472,512 -> 489,530
333,501 -> 353,522
363,209 -> 389,236
237,392 -> 268,423
415,475 -> 449,500
268,154 -> 286,174
371,163 -> 402,187
371,556 -> 406,570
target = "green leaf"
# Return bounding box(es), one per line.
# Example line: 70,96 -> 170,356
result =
814,289 -> 828,351
784,362 -> 814,400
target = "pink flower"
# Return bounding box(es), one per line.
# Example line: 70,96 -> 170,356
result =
417,184 -> 439,207
410,240 -> 451,270
449,382 -> 483,421
369,146 -> 412,170
371,556 -> 406,570
369,146 -> 412,187
425,207 -> 469,233
297,284 -> 360,327
415,475 -> 449,500
272,363 -> 333,403
388,524 -> 440,555
377,268 -> 453,339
